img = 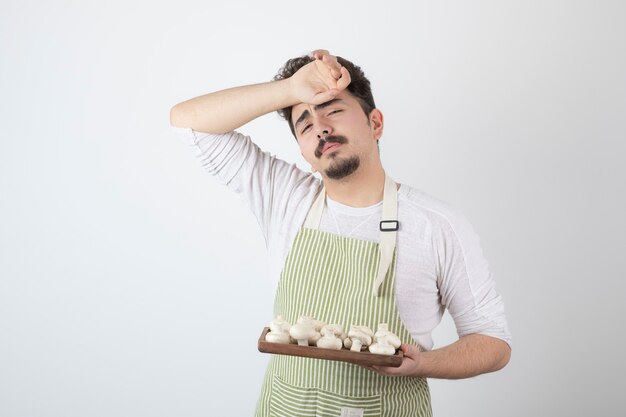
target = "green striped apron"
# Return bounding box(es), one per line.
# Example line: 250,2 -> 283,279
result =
255,175 -> 432,417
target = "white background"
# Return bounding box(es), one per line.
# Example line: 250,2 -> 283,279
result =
1,1 -> 625,416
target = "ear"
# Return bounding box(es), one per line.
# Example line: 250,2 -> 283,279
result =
369,109 -> 384,141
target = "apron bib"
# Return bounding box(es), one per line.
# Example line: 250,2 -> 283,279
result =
255,175 -> 432,417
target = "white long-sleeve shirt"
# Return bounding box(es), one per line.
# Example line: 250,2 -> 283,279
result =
174,127 -> 511,350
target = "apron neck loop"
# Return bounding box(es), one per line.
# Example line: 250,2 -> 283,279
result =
302,174 -> 399,297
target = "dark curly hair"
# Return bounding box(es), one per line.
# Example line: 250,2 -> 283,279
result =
274,54 -> 376,138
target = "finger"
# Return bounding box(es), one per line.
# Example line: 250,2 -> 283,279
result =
401,344 -> 420,359
310,89 -> 339,105
322,54 -> 342,79
328,66 -> 341,80
336,66 -> 352,90
322,68 -> 339,89
313,60 -> 339,89
314,50 -> 342,79
311,49 -> 330,60
372,365 -> 401,376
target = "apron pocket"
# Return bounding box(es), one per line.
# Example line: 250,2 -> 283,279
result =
270,375 -> 381,417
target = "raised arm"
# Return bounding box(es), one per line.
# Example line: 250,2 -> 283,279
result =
169,50 -> 351,134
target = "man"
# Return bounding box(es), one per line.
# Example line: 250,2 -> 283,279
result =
170,49 -> 511,416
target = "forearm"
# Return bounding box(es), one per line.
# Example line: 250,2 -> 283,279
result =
370,333 -> 511,379
417,334 -> 511,379
170,79 -> 296,134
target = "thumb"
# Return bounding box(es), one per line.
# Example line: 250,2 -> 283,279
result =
400,344 -> 421,359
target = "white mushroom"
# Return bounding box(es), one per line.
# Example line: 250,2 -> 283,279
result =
265,315 -> 292,344
343,336 -> 352,350
265,331 -> 291,344
346,325 -> 373,352
270,315 -> 291,334
316,332 -> 343,350
368,323 -> 402,355
297,316 -> 325,332
289,322 -> 317,346
368,340 -> 396,355
295,316 -> 323,344
373,323 -> 401,348
315,324 -> 345,350
320,324 -> 346,339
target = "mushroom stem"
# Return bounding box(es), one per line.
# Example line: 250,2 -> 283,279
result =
350,339 -> 363,352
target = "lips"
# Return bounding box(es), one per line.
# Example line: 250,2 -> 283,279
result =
322,142 -> 341,155
315,135 -> 348,159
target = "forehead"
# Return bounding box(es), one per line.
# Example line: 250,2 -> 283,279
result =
291,90 -> 359,124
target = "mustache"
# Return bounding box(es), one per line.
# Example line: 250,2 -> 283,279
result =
315,135 -> 348,159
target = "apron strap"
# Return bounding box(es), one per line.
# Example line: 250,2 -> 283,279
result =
302,174 -> 398,297
373,175 -> 398,297
303,183 -> 326,229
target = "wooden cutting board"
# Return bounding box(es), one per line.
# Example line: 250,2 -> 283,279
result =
257,327 -> 403,367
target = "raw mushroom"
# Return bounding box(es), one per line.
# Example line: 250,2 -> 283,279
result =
368,323 -> 402,355
343,336 -> 352,350
265,315 -> 291,344
368,340 -> 396,355
346,325 -> 374,352
296,316 -> 324,344
297,316 -> 325,332
316,330 -> 343,350
320,324 -> 346,340
316,324 -> 345,350
289,322 -> 318,346
374,323 -> 401,348
265,331 -> 290,344
270,315 -> 291,333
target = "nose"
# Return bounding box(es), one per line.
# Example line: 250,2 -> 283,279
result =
316,124 -> 332,141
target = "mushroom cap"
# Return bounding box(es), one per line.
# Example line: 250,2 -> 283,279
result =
350,325 -> 374,337
316,334 -> 343,350
265,331 -> 291,344
347,326 -> 373,347
289,322 -> 316,341
374,326 -> 402,349
348,326 -> 374,345
368,342 -> 396,355
380,334 -> 401,348
269,316 -> 291,333
343,337 -> 352,349
310,331 -> 322,344
320,324 -> 345,338
297,316 -> 325,332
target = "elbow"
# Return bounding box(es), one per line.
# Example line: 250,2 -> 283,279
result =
493,342 -> 511,372
170,103 -> 194,128
169,104 -> 184,127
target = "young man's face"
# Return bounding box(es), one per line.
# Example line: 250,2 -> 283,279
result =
291,90 -> 383,180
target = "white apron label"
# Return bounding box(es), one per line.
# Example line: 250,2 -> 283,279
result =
340,407 -> 364,417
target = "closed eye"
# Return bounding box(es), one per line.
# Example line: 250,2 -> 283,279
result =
301,124 -> 312,134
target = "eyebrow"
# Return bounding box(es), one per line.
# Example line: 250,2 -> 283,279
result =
294,99 -> 344,130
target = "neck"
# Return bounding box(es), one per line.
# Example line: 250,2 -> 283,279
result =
323,162 -> 386,207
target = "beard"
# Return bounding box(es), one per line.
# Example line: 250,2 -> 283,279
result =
315,134 -> 360,180
324,155 -> 360,180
